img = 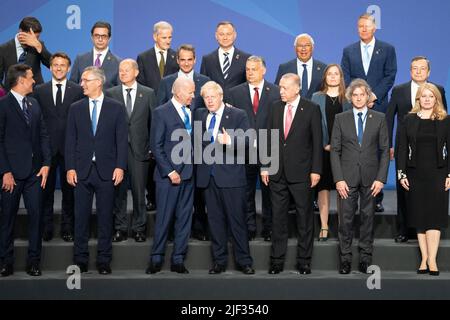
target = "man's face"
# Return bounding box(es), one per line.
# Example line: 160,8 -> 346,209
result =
50,57 -> 70,82
351,86 -> 369,109
153,28 -> 172,51
91,27 -> 110,51
175,82 -> 195,106
20,69 -> 35,94
215,24 -> 236,50
177,49 -> 195,74
246,60 -> 266,85
80,71 -> 102,97
119,61 -> 138,85
358,18 -> 376,43
279,77 -> 299,103
203,88 -> 223,113
295,36 -> 314,62
410,59 -> 430,83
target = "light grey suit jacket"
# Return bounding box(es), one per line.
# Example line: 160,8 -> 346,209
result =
105,83 -> 156,161
330,108 -> 389,187
70,49 -> 121,89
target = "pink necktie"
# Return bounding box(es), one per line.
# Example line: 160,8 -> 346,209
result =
284,104 -> 293,139
94,53 -> 102,67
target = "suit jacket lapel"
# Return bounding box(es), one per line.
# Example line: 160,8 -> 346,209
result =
131,85 -> 144,120
405,81 -> 413,108
285,98 -> 305,140
346,110 -> 359,145
361,110 -> 374,147
8,93 -> 28,124
214,49 -> 222,78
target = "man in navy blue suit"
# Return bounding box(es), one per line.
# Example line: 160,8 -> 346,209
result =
146,77 -> 195,274
341,13 -> 397,213
0,64 -> 51,277
65,66 -> 128,275
196,81 -> 255,275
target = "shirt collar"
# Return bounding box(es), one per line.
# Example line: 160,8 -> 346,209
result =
89,93 -> 104,105
360,37 -> 376,48
14,34 -> 23,51
178,70 -> 194,80
52,78 -> 67,87
122,81 -> 137,92
297,57 -> 313,68
249,80 -> 265,92
353,106 -> 368,117
94,47 -> 109,56
10,89 -> 25,104
219,46 -> 235,57
287,94 -> 301,107
154,45 -> 166,54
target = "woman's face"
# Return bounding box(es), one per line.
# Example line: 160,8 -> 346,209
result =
419,88 -> 436,111
325,66 -> 341,87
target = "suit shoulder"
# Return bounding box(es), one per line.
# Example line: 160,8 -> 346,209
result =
71,97 -> 88,108
104,95 -> 124,107
154,101 -> 172,113
0,38 -> 15,51
313,59 -> 327,68
376,39 -> 395,49
138,84 -> 156,95
137,48 -> 154,59
202,49 -> 218,60
235,48 -> 251,57
108,51 -> 121,62
278,58 -> 296,69
229,82 -> 247,94
343,41 -> 359,52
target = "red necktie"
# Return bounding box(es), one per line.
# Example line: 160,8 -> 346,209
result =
284,104 -> 293,139
252,87 -> 259,114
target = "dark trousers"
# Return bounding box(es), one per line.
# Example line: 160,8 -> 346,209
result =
204,177 -> 252,267
74,163 -> 114,266
338,185 -> 375,264
192,187 -> 208,235
0,173 -> 42,266
114,148 -> 149,233
146,157 -> 156,206
270,174 -> 314,266
150,178 -> 194,265
394,161 -> 409,236
245,164 -> 272,234
42,153 -> 74,234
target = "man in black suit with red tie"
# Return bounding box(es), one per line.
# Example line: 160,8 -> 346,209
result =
0,17 -> 51,90
33,52 -> 84,242
200,21 -> 251,103
261,73 -> 322,275
229,55 -> 280,241
386,56 -> 447,243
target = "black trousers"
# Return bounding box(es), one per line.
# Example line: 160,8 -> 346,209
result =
270,174 -> 314,266
145,157 -> 156,206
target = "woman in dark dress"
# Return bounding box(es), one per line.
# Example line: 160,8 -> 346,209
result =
397,83 -> 450,276
312,64 -> 351,241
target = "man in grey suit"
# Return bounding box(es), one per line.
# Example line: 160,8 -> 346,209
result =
105,59 -> 156,242
330,78 -> 389,274
70,21 -> 121,89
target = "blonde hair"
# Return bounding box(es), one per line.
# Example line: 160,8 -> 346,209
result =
410,83 -> 447,120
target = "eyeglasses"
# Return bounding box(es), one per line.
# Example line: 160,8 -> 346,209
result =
80,78 -> 98,83
93,34 -> 109,40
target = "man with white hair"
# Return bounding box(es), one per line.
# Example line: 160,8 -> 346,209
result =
274,33 -> 326,100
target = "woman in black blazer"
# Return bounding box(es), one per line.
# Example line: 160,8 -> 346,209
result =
397,83 -> 450,276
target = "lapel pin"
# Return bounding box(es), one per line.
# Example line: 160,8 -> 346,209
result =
266,87 -> 270,91
107,56 -> 111,60
226,115 -> 229,119
317,66 -> 321,70
369,114 -> 372,118
300,107 -> 304,111
139,93 -> 143,98
236,54 -> 240,60
171,55 -> 175,59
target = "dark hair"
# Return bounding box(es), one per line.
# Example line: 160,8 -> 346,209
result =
50,52 -> 71,66
7,64 -> 32,89
177,44 -> 196,59
216,21 -> 235,31
411,55 -> 431,70
19,16 -> 43,33
91,21 -> 111,37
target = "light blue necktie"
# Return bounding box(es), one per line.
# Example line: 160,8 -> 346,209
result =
181,106 -> 191,135
208,112 -> 216,142
91,100 -> 98,135
301,63 -> 308,97
362,44 -> 371,75
357,112 -> 364,145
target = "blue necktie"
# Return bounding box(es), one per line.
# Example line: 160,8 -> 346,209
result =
301,63 -> 308,98
22,97 -> 31,125
362,44 -> 370,75
18,50 -> 27,64
357,112 -> 364,145
91,100 -> 98,135
181,106 -> 191,135
208,112 -> 216,142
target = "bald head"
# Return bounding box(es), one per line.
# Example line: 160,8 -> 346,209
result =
172,77 -> 195,106
119,58 -> 139,87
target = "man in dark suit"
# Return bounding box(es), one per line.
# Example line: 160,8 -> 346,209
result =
330,79 -> 390,274
341,13 -> 397,213
65,66 -> 128,275
261,73 -> 322,275
0,64 -> 51,277
0,17 -> 51,90
32,52 -> 84,242
274,33 -> 326,100
137,21 -> 179,94
106,59 -> 155,243
386,56 -> 447,243
196,81 -> 255,275
137,21 -> 179,213
70,21 -> 121,89
229,55 -> 280,241
200,21 -> 251,103
145,77 -> 194,275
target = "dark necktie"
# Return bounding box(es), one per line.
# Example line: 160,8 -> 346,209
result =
22,97 -> 31,125
222,52 -> 230,79
208,112 -> 216,142
18,50 -> 27,64
159,51 -> 165,78
125,88 -> 132,116
357,112 -> 364,145
301,63 -> 308,97
252,87 -> 260,114
181,106 -> 191,135
94,53 -> 102,67
55,84 -> 63,107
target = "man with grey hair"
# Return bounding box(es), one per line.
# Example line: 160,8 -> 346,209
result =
146,77 -> 195,275
106,59 -> 156,243
330,78 -> 389,274
65,66 -> 128,275
274,33 -> 326,99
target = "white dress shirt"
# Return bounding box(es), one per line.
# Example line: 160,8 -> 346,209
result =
353,106 -> 368,137
93,47 -> 109,66
52,78 -> 67,105
411,80 -> 421,108
10,89 -> 26,109
155,45 -> 168,66
248,80 -> 264,102
171,97 -> 191,125
218,47 -> 235,71
89,93 -> 104,161
178,70 -> 194,81
360,38 -> 376,66
283,95 -> 301,130
122,81 -> 138,112
296,57 -> 313,91
14,34 -> 25,62
207,103 -> 225,142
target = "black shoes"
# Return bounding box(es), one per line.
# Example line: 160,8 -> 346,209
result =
42,230 -> 53,242
248,230 -> 257,241
318,228 -> 329,241
61,231 -> 74,242
375,203 -> 384,212
0,264 -> 14,277
358,262 -> 371,274
237,265 -> 255,275
97,264 -> 112,275
417,268 -> 429,274
261,230 -> 272,242
209,264 -> 226,274
339,262 -> 352,274
394,235 -> 408,243
171,263 -> 189,274
26,264 -> 42,276
112,230 -> 128,242
268,264 -> 283,274
429,270 -> 440,276
297,263 -> 311,275
134,231 -> 146,242
145,262 -> 162,274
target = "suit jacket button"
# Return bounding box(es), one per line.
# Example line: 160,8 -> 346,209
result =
283,143 -> 287,147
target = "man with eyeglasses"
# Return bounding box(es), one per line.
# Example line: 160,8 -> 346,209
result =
70,21 -> 121,89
